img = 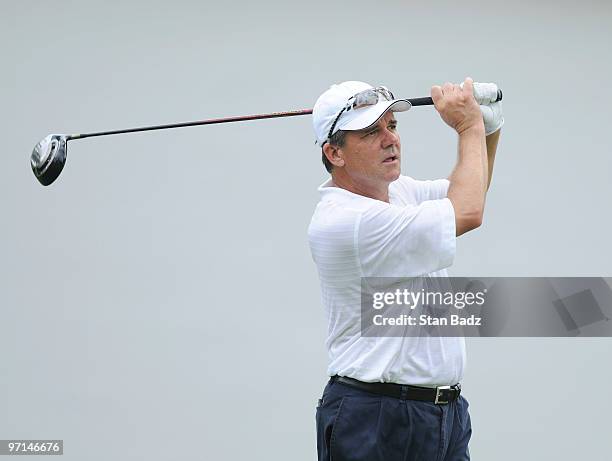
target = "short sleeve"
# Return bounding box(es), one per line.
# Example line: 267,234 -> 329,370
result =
412,178 -> 450,203
357,198 -> 456,277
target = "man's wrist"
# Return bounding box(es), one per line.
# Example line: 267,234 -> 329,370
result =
457,124 -> 485,138
486,128 -> 501,139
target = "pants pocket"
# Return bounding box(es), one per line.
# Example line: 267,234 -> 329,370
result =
330,396 -> 394,461
316,396 -> 345,461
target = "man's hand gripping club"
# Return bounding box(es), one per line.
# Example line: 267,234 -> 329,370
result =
463,81 -> 504,135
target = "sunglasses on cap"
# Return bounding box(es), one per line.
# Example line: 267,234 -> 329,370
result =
326,86 -> 395,144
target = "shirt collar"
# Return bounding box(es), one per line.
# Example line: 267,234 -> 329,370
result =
318,177 -> 397,205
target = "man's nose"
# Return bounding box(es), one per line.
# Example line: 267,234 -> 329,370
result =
381,126 -> 400,147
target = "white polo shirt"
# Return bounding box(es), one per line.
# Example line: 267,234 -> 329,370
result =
308,175 -> 465,386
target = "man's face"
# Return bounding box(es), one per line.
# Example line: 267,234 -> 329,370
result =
338,111 -> 401,188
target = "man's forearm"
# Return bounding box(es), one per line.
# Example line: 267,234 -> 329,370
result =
447,125 -> 488,235
485,129 -> 501,190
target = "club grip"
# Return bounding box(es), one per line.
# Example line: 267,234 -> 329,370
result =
408,89 -> 503,107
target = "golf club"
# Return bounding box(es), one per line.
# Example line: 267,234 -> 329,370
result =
30,89 -> 502,186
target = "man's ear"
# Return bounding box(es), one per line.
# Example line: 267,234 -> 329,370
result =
323,143 -> 345,168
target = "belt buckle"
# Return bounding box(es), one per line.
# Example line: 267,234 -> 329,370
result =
434,385 -> 451,404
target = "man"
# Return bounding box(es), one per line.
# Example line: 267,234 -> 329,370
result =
308,78 -> 503,460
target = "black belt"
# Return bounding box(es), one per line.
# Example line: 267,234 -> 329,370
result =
332,375 -> 461,405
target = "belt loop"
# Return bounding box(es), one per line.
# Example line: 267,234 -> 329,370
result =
400,384 -> 408,400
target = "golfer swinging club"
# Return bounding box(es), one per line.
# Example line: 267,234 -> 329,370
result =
308,77 -> 503,460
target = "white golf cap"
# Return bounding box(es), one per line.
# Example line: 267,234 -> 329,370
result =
312,81 -> 411,146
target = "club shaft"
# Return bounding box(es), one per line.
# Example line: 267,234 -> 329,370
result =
68,109 -> 314,140
67,90 -> 502,141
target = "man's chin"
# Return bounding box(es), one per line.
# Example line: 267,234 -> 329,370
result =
385,167 -> 401,183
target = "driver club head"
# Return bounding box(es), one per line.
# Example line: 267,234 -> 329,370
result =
31,134 -> 69,186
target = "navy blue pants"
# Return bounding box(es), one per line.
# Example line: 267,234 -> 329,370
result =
316,378 -> 472,461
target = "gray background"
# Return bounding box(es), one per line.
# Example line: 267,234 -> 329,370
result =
2,0 -> 611,459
